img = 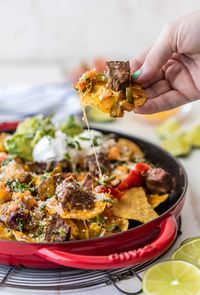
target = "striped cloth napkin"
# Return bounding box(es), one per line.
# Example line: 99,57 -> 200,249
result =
0,83 -> 81,123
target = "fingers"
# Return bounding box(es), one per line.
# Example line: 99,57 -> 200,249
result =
142,68 -> 165,88
130,46 -> 151,73
144,80 -> 171,99
132,23 -> 177,83
134,90 -> 190,114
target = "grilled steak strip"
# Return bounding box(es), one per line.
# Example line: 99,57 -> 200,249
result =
56,178 -> 95,210
145,168 -> 173,194
44,214 -> 70,242
106,61 -> 130,92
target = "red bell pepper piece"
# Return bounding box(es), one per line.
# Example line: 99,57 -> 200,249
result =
95,185 -> 123,200
135,162 -> 150,174
117,170 -> 143,191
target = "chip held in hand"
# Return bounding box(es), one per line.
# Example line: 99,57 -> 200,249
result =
74,61 -> 147,117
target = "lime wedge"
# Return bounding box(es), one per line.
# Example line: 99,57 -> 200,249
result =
181,236 -> 200,246
142,260 -> 200,295
185,125 -> 200,147
156,118 -> 182,139
172,238 -> 200,269
161,134 -> 191,156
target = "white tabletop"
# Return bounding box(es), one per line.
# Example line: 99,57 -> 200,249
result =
0,65 -> 200,294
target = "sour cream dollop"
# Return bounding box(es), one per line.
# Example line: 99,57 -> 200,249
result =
33,131 -> 67,162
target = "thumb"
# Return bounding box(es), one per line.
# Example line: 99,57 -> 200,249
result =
132,23 -> 176,83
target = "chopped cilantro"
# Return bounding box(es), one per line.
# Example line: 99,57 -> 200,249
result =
6,179 -> 35,193
67,142 -> 76,148
40,204 -> 46,212
40,174 -> 48,181
95,215 -> 107,225
46,194 -> 53,199
64,152 -> 71,161
58,227 -> 66,238
79,137 -> 90,141
16,218 -> 23,232
92,135 -> 101,146
74,140 -> 81,151
2,158 -> 12,166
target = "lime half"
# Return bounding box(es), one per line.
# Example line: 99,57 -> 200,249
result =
142,260 -> 200,295
172,238 -> 200,269
181,236 -> 200,246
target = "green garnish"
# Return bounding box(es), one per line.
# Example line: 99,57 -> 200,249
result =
60,115 -> 82,137
2,158 -> 12,166
93,135 -> 101,146
40,204 -> 46,212
46,194 -> 54,199
64,153 -> 71,161
95,215 -> 107,225
79,137 -> 90,141
74,140 -> 81,151
16,218 -> 24,232
58,227 -> 66,238
6,180 -> 35,193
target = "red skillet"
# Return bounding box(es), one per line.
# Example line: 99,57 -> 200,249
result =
0,122 -> 187,269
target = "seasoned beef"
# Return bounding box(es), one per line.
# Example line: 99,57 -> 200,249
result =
44,214 -> 70,242
85,152 -> 111,176
56,179 -> 95,210
145,168 -> 173,194
106,61 -> 130,92
82,173 -> 93,192
27,162 -> 46,174
7,207 -> 31,231
28,160 -> 71,174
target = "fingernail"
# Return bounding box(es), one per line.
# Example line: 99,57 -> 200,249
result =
132,69 -> 142,80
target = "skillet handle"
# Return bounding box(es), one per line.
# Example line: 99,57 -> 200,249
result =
37,215 -> 177,269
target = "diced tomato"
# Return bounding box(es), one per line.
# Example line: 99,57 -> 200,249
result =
95,185 -> 123,200
117,170 -> 143,191
0,152 -> 7,163
135,162 -> 150,174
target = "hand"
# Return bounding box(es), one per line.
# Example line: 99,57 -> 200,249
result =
131,11 -> 200,114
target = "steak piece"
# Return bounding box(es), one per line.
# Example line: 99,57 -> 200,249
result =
85,152 -> 111,176
56,178 -> 95,210
28,160 -> 71,174
82,173 -> 93,192
145,168 -> 173,194
7,207 -> 31,231
44,214 -> 70,242
106,61 -> 130,92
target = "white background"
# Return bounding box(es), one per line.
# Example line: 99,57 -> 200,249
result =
0,0 -> 199,84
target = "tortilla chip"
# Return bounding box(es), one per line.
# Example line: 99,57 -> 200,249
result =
105,216 -> 129,233
132,84 -> 147,107
0,222 -> 13,240
148,194 -> 169,208
75,69 -> 146,117
80,83 -> 117,114
13,231 -> 33,242
117,138 -> 144,159
57,201 -> 107,220
111,187 -> 158,223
